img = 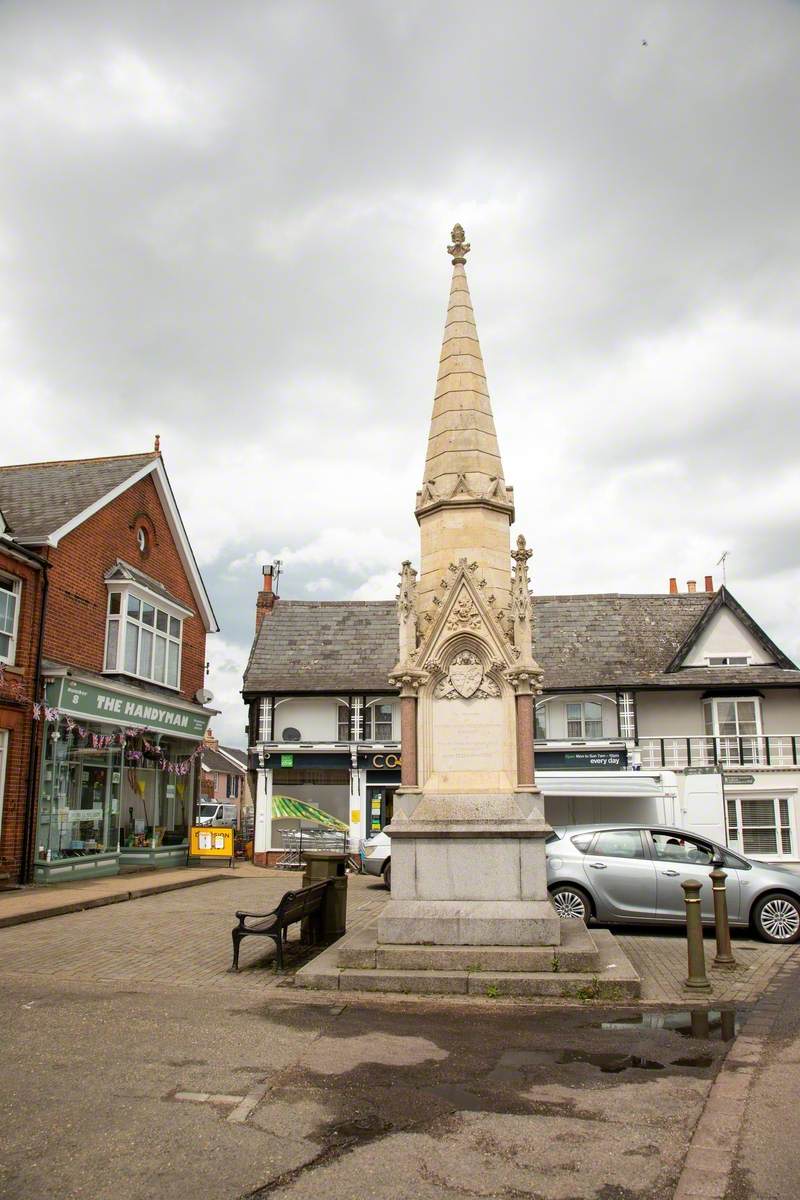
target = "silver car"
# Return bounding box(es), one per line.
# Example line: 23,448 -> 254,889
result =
547,824 -> 800,944
363,823 -> 800,943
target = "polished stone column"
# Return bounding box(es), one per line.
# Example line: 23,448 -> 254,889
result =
400,693 -> 418,787
515,690 -> 535,787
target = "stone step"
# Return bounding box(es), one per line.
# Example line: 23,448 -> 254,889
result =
337,916 -> 599,972
295,928 -> 640,999
353,920 -> 601,973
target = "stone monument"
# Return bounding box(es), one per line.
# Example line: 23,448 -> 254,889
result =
379,223 -> 557,947
297,226 -> 640,997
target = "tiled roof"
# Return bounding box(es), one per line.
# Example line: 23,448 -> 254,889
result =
243,594 -> 800,693
220,746 -> 247,769
202,746 -> 242,774
106,559 -> 193,614
244,601 -> 398,693
0,453 -> 157,542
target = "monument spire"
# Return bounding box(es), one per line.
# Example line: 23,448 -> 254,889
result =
417,224 -> 513,522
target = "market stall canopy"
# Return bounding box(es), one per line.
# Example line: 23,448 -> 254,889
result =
271,795 -> 348,831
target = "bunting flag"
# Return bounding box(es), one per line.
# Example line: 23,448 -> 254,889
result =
31,705 -> 205,775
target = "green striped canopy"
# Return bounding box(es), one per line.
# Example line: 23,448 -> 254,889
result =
271,794 -> 349,831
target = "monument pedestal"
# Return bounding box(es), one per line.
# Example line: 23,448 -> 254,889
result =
377,792 -> 559,946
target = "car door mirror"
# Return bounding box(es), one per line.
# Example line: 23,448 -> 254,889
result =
711,854 -> 725,869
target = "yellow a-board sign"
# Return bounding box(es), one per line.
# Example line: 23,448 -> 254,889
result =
190,825 -> 234,865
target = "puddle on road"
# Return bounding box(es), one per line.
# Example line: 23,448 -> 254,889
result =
316,1114 -> 393,1149
588,1009 -> 741,1042
557,1051 -> 665,1074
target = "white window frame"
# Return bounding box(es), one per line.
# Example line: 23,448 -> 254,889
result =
726,791 -> 794,859
363,698 -> 396,742
0,572 -> 21,666
104,583 -> 187,691
257,696 -> 272,743
704,695 -> 763,764
705,654 -> 751,667
534,702 -> 547,740
565,700 -> 604,739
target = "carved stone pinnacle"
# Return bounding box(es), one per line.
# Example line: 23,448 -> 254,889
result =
447,223 -> 470,265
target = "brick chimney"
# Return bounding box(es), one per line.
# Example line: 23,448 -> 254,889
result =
203,727 -> 219,750
256,564 -> 277,631
669,577 -> 678,594
687,580 -> 697,593
705,575 -> 714,593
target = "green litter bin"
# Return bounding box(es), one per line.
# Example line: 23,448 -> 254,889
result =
302,851 -> 348,940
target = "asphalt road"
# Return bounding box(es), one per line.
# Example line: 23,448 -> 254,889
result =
1,971 -> 735,1200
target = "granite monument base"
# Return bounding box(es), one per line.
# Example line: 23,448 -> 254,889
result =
376,791 -> 560,948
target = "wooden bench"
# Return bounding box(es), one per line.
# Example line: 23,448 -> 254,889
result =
229,880 -> 330,972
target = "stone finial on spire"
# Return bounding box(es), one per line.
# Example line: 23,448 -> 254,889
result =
447,223 -> 470,265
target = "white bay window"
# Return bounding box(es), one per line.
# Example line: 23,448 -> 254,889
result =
704,696 -> 763,764
105,587 -> 184,689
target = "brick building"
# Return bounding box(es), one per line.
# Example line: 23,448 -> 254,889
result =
0,512 -> 48,884
0,448 -> 218,882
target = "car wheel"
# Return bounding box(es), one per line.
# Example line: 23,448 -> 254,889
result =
550,883 -> 591,924
753,892 -> 800,943
383,861 -> 391,891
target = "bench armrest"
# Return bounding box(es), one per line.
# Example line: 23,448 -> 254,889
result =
234,909 -> 277,928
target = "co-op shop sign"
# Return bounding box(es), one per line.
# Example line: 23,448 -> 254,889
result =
372,754 -> 401,769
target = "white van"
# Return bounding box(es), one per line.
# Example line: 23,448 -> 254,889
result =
197,802 -> 238,828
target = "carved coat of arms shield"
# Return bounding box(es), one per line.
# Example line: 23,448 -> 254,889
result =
448,651 -> 484,699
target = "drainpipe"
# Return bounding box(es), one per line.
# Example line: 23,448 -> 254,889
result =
21,558 -> 50,884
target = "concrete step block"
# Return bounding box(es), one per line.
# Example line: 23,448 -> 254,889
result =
339,968 -> 469,995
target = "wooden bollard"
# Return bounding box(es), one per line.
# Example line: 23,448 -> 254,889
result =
682,878 -> 711,991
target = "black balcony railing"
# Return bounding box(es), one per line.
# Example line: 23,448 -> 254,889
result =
638,735 -> 799,770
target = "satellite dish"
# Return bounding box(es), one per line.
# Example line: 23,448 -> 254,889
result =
195,688 -> 214,704
282,727 -> 301,741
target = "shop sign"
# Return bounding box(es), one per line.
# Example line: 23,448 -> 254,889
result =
267,752 -> 348,770
372,754 -> 401,769
536,749 -> 627,771
45,677 -> 210,739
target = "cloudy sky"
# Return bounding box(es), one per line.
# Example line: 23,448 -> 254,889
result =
3,1 -> 799,744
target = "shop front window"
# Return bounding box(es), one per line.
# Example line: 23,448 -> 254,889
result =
119,741 -> 193,850
38,730 -> 121,861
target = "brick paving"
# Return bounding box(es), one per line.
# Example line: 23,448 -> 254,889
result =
0,870 -> 388,991
617,928 -> 797,1004
0,869 -> 795,1003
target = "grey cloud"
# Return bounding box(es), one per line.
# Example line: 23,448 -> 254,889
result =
3,0 -> 800,721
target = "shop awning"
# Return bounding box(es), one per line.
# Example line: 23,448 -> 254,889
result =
539,773 -> 664,799
271,795 -> 349,831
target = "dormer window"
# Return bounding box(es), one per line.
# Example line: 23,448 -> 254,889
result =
706,655 -> 751,667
